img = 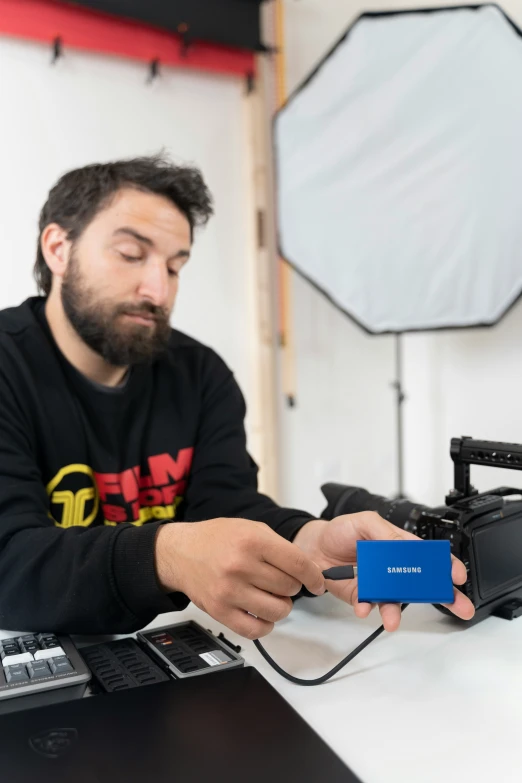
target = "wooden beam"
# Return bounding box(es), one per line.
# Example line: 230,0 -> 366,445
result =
242,59 -> 281,498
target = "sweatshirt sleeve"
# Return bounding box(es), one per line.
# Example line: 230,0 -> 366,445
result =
182,349 -> 316,541
0,375 -> 186,635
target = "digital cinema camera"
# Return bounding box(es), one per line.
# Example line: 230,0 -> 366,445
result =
321,437 -> 522,625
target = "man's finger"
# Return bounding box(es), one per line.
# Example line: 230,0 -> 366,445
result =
378,603 -> 402,632
451,556 -> 467,585
224,609 -> 275,640
352,590 -> 403,630
262,536 -> 326,596
353,600 -> 374,619
252,564 -> 303,597
442,587 -> 475,621
238,589 -> 293,625
324,576 -> 358,606
327,579 -> 377,621
348,511 -> 419,542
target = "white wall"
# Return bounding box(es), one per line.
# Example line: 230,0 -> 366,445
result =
279,0 -> 522,515
0,37 -> 259,450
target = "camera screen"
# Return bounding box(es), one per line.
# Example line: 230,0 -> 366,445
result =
474,515 -> 522,599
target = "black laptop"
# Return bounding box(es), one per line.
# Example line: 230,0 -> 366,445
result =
0,666 -> 360,782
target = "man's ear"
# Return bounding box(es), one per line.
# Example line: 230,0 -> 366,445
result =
40,224 -> 71,280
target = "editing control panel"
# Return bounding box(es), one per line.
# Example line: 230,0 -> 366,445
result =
0,633 -> 91,714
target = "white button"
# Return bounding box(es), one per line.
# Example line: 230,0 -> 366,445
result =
34,647 -> 65,661
2,652 -> 33,667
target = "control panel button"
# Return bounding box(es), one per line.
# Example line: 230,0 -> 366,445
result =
0,642 -> 20,656
19,641 -> 40,655
49,656 -> 75,675
37,634 -> 60,649
27,661 -> 51,679
34,647 -> 66,661
5,664 -> 30,684
2,652 -> 34,668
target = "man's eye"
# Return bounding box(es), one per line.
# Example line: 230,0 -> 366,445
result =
119,252 -> 142,262
167,269 -> 179,277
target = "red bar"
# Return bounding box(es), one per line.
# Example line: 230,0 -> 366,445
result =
0,0 -> 256,77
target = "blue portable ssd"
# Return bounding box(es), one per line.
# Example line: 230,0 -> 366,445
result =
356,539 -> 454,604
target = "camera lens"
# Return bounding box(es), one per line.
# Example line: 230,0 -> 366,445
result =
320,484 -> 432,529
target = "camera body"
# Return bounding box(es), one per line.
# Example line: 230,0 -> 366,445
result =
321,437 -> 522,625
409,489 -> 522,624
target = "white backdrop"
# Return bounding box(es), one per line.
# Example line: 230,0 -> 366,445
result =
279,0 -> 522,514
0,36 -> 257,443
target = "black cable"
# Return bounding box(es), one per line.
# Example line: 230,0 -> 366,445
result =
253,565 -> 409,686
322,565 -> 356,580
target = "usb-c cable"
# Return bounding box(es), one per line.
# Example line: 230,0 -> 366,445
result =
253,566 -> 408,686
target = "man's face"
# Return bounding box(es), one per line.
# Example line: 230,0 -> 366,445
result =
60,188 -> 191,366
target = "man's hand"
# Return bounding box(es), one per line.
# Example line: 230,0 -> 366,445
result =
155,519 -> 326,640
293,513 -> 476,631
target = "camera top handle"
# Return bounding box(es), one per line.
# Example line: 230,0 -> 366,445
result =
448,437 -> 522,505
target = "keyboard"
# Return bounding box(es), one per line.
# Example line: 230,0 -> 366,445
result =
0,633 -> 91,714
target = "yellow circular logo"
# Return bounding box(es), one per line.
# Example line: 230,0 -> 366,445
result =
46,464 -> 99,528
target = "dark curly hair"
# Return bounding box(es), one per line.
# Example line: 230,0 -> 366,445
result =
34,153 -> 214,296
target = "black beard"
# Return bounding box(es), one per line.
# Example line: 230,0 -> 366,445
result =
61,256 -> 171,367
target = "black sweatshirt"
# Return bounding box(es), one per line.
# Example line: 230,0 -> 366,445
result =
0,298 -> 314,634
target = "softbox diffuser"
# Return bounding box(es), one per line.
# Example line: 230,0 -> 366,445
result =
274,4 -> 522,334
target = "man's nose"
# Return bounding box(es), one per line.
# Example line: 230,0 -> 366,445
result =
137,262 -> 170,308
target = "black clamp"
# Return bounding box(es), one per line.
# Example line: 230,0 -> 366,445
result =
177,22 -> 191,58
51,37 -> 63,65
245,71 -> 256,94
217,632 -> 242,654
147,59 -> 160,84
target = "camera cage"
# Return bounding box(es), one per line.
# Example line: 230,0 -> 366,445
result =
446,436 -> 522,506
423,437 -> 522,623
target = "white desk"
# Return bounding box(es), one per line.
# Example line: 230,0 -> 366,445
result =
3,596 -> 522,783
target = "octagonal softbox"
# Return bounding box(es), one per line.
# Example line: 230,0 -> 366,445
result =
274,4 -> 522,334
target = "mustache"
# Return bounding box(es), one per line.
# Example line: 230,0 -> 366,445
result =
115,302 -> 168,321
